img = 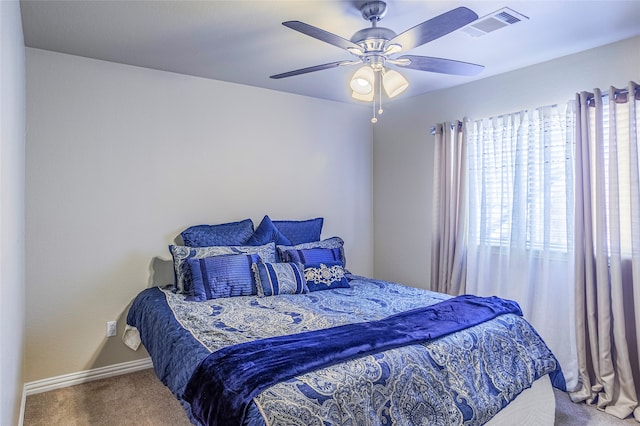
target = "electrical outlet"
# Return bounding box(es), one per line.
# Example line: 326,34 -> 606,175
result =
106,321 -> 117,337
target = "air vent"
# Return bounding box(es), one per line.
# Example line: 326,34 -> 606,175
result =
461,8 -> 528,37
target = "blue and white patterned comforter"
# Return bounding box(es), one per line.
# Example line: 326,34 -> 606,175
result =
126,275 -> 563,425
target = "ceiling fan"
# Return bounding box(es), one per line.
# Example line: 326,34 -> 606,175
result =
270,1 -> 484,122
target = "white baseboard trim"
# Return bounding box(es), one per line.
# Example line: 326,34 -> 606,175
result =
23,357 -> 153,397
19,388 -> 26,426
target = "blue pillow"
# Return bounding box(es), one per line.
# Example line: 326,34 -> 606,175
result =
273,217 -> 323,245
186,253 -> 259,301
253,261 -> 308,297
169,242 -> 276,294
281,247 -> 342,264
303,261 -> 350,292
180,219 -> 254,247
246,215 -> 291,246
277,236 -> 345,264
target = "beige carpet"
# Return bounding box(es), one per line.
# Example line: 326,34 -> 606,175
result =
24,369 -> 191,426
23,368 -> 637,425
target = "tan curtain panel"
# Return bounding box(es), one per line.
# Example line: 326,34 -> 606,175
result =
430,121 -> 467,296
571,81 -> 640,421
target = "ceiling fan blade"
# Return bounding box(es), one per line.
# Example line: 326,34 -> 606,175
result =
270,61 -> 353,79
396,55 -> 484,76
283,21 -> 361,51
389,7 -> 478,51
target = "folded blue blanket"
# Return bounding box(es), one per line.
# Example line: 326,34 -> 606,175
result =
184,294 -> 535,426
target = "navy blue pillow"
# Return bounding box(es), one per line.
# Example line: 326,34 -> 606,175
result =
181,219 -> 254,247
303,261 -> 350,292
276,236 -> 346,264
273,218 -> 323,245
281,247 -> 342,264
186,253 -> 259,301
246,215 -> 291,246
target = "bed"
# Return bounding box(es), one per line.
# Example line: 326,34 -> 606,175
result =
125,217 -> 565,425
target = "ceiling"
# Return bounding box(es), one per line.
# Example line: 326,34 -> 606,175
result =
20,0 -> 640,104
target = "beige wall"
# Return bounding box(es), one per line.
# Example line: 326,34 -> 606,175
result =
0,1 -> 26,424
372,35 -> 640,289
25,48 -> 373,382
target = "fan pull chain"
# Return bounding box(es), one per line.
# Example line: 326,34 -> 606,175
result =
371,69 -> 385,124
371,93 -> 377,123
378,71 -> 384,115
371,70 -> 378,123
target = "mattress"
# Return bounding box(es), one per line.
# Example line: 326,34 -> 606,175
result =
486,374 -> 555,425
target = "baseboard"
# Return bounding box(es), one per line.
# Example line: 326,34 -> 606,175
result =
18,388 -> 26,426
22,357 -> 153,397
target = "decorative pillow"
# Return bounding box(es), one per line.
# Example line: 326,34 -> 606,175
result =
303,261 -> 350,292
277,236 -> 345,265
169,242 -> 276,294
246,215 -> 291,246
186,253 -> 259,301
281,247 -> 342,265
273,217 -> 323,245
180,219 -> 254,247
252,261 -> 308,297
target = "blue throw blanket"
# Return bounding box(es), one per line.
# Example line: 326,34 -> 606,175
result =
184,294 -> 529,426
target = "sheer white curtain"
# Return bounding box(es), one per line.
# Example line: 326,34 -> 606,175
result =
465,106 -> 578,389
431,121 -> 467,295
571,82 -> 640,420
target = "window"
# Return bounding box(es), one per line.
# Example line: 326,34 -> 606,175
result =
466,105 -> 574,252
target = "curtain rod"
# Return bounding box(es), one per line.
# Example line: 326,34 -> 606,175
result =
430,121 -> 462,136
430,83 -> 638,135
585,84 -> 639,105
429,103 -> 559,136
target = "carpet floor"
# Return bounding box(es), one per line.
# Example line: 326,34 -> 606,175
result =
23,368 -> 637,425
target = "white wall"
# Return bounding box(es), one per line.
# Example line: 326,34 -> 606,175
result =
373,35 -> 640,288
0,1 -> 26,424
25,48 -> 373,382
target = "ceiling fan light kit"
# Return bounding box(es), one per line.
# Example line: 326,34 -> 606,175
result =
350,66 -> 375,95
382,69 -> 409,98
271,1 -> 485,123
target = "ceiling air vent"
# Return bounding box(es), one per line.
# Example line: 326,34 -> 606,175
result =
461,8 -> 529,37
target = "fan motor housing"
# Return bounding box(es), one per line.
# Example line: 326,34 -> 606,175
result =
350,27 -> 397,52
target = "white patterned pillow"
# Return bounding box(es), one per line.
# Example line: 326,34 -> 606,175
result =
252,261 -> 308,297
